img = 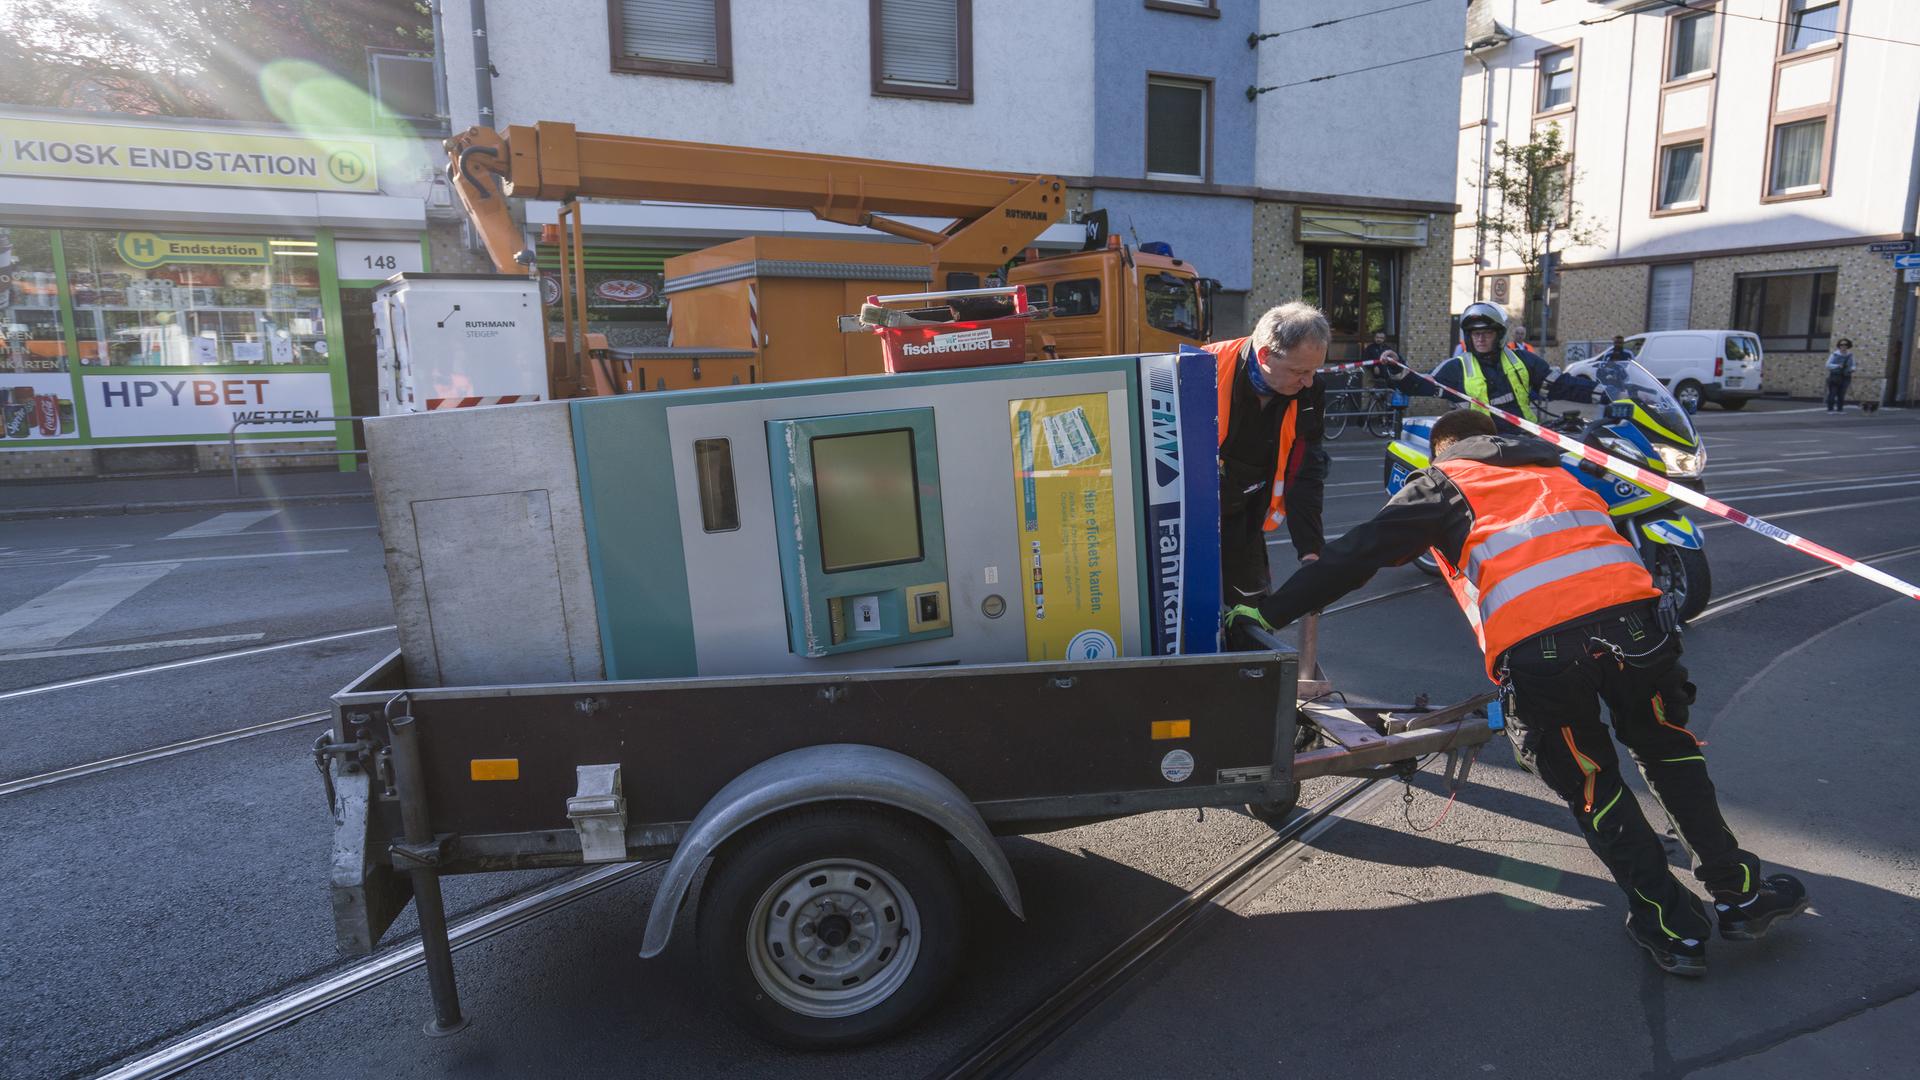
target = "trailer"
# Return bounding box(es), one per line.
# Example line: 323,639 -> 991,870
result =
320,624 -> 1495,1047
321,346 -> 1497,1046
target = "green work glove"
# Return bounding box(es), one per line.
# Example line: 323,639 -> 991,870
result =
1225,604 -> 1275,633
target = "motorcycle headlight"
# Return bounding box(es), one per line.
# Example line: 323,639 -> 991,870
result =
1656,443 -> 1706,478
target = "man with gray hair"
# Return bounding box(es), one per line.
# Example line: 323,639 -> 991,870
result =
1201,302 -> 1332,604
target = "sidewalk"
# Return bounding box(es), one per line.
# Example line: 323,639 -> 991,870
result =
0,467 -> 372,522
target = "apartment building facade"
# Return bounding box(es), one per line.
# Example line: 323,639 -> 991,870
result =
440,0 -> 1466,362
1456,0 -> 1920,401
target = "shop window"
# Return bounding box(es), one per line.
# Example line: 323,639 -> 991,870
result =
873,0 -> 971,101
1146,76 -> 1210,181
62,230 -> 328,367
1785,0 -> 1839,53
1,226 -> 70,373
1050,279 -> 1101,318
1301,246 -> 1398,338
1734,269 -> 1835,352
1668,11 -> 1714,81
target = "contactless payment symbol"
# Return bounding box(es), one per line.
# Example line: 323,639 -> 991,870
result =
1067,629 -> 1116,660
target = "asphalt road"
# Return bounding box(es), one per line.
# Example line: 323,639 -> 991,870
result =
2,402 -> 1916,1079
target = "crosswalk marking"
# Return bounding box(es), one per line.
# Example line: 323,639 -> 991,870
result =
0,562 -> 181,651
159,511 -> 281,539
0,633 -> 265,662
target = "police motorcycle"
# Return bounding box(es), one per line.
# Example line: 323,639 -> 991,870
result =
1383,357 -> 1713,621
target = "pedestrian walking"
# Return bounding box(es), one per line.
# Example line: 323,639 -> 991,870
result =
1825,338 -> 1855,412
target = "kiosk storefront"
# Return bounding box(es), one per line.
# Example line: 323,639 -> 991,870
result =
0,110 -> 436,479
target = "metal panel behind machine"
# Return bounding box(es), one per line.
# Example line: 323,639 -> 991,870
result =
366,400 -> 603,687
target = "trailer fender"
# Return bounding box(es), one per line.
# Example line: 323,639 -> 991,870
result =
639,743 -> 1022,958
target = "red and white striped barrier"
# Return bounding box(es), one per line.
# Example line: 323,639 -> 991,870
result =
1358,356 -> 1920,601
1316,359 -> 1387,375
425,394 -> 541,410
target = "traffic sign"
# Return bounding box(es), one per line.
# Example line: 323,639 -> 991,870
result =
1894,253 -> 1920,268
1870,240 -> 1914,254
1906,268 -> 1920,284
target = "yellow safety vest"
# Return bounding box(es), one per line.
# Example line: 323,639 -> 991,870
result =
1461,349 -> 1538,422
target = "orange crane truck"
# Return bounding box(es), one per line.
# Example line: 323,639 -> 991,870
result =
442,121 -> 1216,396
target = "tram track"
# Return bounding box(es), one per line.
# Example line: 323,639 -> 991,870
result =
88,862 -> 664,1080
75,542 -> 1914,1079
927,545 -> 1920,1079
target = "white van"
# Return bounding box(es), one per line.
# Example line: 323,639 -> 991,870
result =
1616,330 -> 1764,412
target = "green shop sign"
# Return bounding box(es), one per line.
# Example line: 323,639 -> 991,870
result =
115,231 -> 271,268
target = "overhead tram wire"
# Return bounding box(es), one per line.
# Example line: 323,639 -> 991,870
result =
1246,3 -> 1919,100
1247,0 -> 1440,47
1585,0 -> 1920,49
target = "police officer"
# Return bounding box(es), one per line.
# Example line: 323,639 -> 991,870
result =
1383,301 -> 1597,432
1229,409 -> 1809,976
1203,302 -> 1331,605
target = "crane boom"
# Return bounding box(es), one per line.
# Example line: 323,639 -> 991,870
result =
444,122 -> 1070,288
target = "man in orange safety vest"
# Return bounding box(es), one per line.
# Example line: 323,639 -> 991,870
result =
1230,409 -> 1809,976
1202,302 -> 1331,605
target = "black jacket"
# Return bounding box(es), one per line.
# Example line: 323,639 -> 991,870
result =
1254,435 -> 1566,628
1219,343 -> 1329,558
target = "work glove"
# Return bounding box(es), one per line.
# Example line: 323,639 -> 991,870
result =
1224,604 -> 1275,633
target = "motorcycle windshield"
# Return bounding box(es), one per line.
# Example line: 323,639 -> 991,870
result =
1591,358 -> 1696,446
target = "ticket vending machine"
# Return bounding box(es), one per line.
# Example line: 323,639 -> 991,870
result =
766,408 -> 952,657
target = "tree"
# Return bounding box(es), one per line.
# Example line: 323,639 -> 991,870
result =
0,1 -> 431,125
1473,124 -> 1604,341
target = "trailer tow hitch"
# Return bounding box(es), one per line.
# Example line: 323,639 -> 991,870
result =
313,731 -> 374,817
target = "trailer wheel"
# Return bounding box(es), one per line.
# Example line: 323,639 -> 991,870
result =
1245,782 -> 1301,829
697,806 -> 963,1048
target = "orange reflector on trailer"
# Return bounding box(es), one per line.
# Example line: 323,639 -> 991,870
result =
470,758 -> 520,781
1151,720 -> 1190,740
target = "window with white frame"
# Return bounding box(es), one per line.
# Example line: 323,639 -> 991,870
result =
1659,141 -> 1704,208
1146,76 -> 1209,180
1769,117 -> 1827,193
610,0 -> 730,80
1785,0 -> 1840,53
1538,48 -> 1574,111
1668,10 -> 1714,80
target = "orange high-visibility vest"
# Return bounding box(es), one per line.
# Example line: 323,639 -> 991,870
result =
1434,457 -> 1662,680
1205,336 -> 1300,532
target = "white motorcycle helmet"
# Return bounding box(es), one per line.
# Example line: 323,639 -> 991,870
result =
1458,301 -> 1509,353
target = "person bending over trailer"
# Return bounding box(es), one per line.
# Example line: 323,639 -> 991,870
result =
1227,410 -> 1809,976
1202,302 -> 1332,605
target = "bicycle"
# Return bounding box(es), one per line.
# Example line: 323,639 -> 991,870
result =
1323,370 -> 1405,440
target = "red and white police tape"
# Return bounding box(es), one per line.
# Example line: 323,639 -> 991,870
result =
1332,356 -> 1920,602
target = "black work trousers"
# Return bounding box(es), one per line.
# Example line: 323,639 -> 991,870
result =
1501,605 -> 1759,942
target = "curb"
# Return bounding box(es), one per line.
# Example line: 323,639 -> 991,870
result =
0,490 -> 373,522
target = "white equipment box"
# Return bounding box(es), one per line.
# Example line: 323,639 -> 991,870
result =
371,273 -> 546,415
